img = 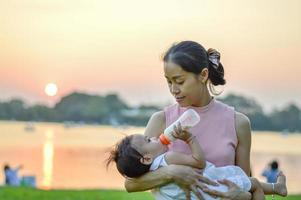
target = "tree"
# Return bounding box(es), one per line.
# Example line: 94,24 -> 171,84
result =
270,104 -> 301,132
219,94 -> 271,130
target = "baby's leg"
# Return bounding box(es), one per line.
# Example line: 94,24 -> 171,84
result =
249,177 -> 265,200
260,171 -> 287,196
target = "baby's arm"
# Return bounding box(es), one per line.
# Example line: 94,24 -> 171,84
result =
165,123 -> 206,169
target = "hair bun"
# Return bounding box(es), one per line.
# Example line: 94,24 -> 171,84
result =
207,48 -> 221,68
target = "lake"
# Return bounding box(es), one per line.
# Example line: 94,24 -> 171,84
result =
0,121 -> 300,194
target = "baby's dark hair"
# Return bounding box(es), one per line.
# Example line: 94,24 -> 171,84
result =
106,135 -> 151,178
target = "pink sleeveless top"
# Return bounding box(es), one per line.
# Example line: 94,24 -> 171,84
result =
164,99 -> 237,167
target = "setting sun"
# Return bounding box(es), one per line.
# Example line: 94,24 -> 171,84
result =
45,83 -> 58,97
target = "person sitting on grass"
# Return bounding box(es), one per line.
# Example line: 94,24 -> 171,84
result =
3,164 -> 23,186
107,124 -> 287,200
262,160 -> 280,183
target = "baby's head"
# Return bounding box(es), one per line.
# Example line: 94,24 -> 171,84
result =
106,134 -> 167,178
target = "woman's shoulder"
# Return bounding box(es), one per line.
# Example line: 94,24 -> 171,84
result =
144,111 -> 166,137
213,100 -> 235,121
235,112 -> 250,128
214,99 -> 234,111
150,111 -> 165,121
149,103 -> 179,125
234,111 -> 251,138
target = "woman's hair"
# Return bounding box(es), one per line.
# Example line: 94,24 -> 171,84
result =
106,135 -> 151,178
163,41 -> 226,94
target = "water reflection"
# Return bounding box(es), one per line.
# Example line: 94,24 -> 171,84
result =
42,129 -> 54,188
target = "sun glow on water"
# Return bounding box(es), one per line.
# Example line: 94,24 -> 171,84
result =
42,129 -> 54,188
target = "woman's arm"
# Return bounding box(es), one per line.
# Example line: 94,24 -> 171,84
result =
125,165 -> 172,192
234,112 -> 251,175
125,164 -> 213,194
125,111 -> 167,192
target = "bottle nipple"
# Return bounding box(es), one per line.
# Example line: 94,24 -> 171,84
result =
159,134 -> 171,145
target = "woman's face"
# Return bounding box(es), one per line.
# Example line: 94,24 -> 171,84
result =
164,61 -> 205,107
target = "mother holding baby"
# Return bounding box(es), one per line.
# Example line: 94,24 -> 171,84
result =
125,41 -> 253,199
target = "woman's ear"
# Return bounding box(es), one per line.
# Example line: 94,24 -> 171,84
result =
139,154 -> 153,165
198,68 -> 209,83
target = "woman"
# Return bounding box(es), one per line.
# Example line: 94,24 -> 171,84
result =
125,41 -> 253,200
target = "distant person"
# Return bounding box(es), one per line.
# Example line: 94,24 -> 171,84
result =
262,160 -> 280,183
3,164 -> 23,186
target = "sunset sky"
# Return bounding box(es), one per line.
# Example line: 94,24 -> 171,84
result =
0,0 -> 300,112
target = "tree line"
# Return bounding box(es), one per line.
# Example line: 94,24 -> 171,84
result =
0,92 -> 300,132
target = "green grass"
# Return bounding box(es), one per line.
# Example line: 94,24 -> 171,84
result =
0,187 -> 154,200
265,195 -> 300,200
0,187 -> 300,200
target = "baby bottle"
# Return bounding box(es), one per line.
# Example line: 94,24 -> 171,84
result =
159,109 -> 200,145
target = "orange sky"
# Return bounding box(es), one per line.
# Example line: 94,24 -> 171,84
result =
0,0 -> 300,111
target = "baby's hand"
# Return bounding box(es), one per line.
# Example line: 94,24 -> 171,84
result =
172,122 -> 192,141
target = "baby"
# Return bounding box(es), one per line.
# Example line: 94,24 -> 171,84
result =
107,124 -> 287,200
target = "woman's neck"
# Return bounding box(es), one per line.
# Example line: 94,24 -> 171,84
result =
193,89 -> 212,107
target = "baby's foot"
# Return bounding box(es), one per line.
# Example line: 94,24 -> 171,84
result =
275,171 -> 287,196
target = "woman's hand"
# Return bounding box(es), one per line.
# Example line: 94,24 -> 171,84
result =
167,165 -> 218,200
202,179 -> 252,200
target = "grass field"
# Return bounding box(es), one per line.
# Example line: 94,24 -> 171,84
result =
0,187 -> 300,200
0,187 -> 153,200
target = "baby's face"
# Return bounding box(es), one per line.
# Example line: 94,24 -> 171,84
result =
131,134 -> 168,157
